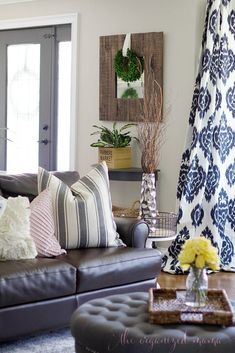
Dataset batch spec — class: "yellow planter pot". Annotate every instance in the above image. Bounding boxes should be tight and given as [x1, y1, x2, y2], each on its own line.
[98, 147, 132, 169]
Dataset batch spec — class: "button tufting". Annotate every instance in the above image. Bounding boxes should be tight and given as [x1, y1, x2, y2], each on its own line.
[72, 293, 235, 353]
[105, 316, 118, 321]
[128, 302, 145, 308]
[107, 306, 119, 311]
[139, 327, 155, 335]
[110, 298, 126, 304]
[87, 310, 101, 316]
[125, 311, 138, 317]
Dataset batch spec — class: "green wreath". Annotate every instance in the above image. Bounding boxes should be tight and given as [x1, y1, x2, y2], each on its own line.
[114, 49, 144, 82]
[121, 87, 138, 99]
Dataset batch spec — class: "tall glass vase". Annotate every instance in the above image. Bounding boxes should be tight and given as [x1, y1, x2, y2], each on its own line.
[185, 266, 208, 307]
[140, 173, 157, 233]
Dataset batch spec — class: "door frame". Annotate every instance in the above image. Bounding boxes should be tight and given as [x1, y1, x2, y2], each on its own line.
[0, 13, 78, 170]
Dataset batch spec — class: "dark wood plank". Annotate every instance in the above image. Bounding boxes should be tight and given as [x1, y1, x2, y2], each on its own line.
[108, 168, 159, 181]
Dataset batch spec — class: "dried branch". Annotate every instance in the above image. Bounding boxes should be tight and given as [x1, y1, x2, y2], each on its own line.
[137, 73, 166, 173]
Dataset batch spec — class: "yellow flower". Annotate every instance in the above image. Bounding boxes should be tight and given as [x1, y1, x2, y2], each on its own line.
[178, 236, 220, 271]
[180, 263, 191, 271]
[178, 247, 196, 264]
[195, 254, 205, 268]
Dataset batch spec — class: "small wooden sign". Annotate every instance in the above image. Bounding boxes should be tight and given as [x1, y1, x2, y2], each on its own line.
[98, 147, 132, 169]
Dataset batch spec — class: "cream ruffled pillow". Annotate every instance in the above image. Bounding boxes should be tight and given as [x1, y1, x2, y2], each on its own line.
[0, 196, 37, 261]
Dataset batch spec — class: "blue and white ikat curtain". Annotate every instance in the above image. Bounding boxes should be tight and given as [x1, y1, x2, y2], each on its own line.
[163, 0, 235, 273]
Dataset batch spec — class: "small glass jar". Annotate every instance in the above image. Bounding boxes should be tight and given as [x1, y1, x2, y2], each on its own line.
[185, 266, 208, 307]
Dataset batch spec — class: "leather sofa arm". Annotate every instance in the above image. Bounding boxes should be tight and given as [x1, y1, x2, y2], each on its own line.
[115, 217, 149, 248]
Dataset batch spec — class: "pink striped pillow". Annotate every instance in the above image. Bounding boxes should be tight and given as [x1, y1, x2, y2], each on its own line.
[30, 189, 66, 257]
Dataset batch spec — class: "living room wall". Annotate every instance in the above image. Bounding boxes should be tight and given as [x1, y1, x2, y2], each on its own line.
[0, 0, 206, 212]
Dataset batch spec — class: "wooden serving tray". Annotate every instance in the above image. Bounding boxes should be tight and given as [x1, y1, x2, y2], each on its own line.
[149, 288, 234, 326]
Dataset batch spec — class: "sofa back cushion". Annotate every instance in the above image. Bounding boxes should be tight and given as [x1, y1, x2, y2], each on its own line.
[38, 162, 123, 249]
[0, 171, 80, 201]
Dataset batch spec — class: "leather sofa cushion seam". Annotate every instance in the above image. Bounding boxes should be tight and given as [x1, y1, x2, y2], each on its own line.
[0, 268, 75, 281]
[78, 254, 158, 270]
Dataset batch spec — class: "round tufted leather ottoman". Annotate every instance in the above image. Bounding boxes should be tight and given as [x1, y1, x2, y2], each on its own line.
[71, 292, 235, 353]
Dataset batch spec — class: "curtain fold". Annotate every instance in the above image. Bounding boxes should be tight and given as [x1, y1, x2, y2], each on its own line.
[164, 0, 235, 273]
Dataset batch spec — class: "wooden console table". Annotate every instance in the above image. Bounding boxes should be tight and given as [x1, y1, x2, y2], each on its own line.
[108, 167, 160, 213]
[108, 167, 159, 182]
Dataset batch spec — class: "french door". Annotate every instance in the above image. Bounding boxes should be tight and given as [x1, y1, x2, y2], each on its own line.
[0, 24, 71, 172]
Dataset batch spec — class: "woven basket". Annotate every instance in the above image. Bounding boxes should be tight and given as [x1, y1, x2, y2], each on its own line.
[146, 212, 178, 237]
[112, 201, 140, 218]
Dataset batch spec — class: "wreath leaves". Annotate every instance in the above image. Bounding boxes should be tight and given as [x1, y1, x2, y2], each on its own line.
[121, 87, 138, 98]
[114, 49, 144, 82]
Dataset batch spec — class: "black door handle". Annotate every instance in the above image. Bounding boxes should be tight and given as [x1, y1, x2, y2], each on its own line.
[38, 139, 49, 145]
[43, 124, 49, 131]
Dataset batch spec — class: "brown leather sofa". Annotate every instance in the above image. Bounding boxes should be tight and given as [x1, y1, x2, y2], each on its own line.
[0, 172, 162, 342]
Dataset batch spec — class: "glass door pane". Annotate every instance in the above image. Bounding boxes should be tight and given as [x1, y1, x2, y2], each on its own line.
[7, 44, 40, 173]
[57, 41, 71, 170]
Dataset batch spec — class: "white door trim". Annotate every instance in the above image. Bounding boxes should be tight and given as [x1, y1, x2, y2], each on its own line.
[0, 13, 78, 170]
[0, 0, 35, 5]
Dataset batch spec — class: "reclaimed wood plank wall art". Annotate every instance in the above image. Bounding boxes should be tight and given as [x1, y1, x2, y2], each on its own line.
[99, 32, 163, 122]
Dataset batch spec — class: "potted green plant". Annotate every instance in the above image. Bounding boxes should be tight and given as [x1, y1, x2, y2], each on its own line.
[90, 122, 136, 169]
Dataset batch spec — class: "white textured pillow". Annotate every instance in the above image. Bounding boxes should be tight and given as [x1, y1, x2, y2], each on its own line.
[0, 196, 37, 261]
[0, 197, 7, 218]
[30, 189, 66, 257]
[38, 162, 123, 249]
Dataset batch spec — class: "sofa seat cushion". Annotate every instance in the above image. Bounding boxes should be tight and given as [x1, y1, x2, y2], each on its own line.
[0, 258, 76, 308]
[63, 248, 162, 293]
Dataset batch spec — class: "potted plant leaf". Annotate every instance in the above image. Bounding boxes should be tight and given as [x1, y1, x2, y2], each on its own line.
[90, 122, 137, 169]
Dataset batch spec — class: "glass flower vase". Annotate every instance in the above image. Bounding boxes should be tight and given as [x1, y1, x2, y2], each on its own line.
[185, 266, 208, 307]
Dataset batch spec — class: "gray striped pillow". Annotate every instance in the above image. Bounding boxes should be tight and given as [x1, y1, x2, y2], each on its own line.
[38, 162, 122, 249]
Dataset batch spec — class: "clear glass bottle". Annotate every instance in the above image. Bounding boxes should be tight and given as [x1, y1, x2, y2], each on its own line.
[185, 266, 208, 307]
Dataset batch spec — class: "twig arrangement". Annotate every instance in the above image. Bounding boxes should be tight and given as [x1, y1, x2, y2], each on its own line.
[137, 73, 166, 173]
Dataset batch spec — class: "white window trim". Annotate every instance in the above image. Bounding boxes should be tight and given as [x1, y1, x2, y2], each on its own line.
[0, 13, 78, 170]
